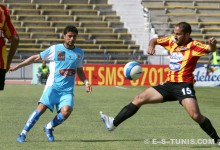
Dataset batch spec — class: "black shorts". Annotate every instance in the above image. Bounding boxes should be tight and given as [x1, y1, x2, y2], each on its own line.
[153, 82, 197, 103]
[0, 69, 6, 90]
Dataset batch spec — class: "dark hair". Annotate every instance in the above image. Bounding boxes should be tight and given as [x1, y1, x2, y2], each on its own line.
[63, 25, 78, 35]
[175, 22, 192, 34]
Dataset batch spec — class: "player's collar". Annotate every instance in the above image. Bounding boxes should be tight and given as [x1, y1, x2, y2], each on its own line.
[63, 44, 75, 50]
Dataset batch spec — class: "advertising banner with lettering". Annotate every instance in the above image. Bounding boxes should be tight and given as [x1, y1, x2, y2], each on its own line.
[75, 64, 169, 86]
[32, 63, 220, 86]
[194, 64, 220, 86]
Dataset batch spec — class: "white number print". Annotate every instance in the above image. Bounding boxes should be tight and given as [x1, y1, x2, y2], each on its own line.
[181, 87, 192, 95]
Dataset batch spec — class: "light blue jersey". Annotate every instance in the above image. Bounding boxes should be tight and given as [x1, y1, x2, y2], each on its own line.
[40, 44, 84, 92]
[39, 44, 84, 112]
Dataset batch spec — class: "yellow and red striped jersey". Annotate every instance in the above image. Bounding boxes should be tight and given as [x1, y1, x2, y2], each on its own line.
[157, 35, 210, 83]
[0, 5, 17, 69]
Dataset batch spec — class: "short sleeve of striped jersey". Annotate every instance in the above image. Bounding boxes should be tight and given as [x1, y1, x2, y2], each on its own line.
[192, 40, 210, 56]
[156, 36, 172, 51]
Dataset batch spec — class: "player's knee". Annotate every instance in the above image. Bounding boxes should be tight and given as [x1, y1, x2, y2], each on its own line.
[190, 112, 203, 123]
[61, 107, 72, 118]
[133, 94, 146, 106]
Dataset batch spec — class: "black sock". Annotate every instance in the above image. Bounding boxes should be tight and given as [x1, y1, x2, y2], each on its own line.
[199, 118, 220, 143]
[113, 103, 139, 127]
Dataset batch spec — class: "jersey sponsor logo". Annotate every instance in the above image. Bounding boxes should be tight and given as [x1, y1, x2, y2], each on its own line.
[169, 62, 181, 71]
[59, 69, 76, 76]
[170, 52, 183, 63]
[58, 51, 65, 61]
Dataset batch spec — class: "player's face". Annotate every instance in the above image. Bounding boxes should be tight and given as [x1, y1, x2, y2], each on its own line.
[63, 31, 77, 48]
[173, 26, 189, 46]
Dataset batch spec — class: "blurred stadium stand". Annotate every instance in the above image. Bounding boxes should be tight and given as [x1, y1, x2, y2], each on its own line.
[6, 0, 220, 65]
[142, 0, 220, 64]
[4, 0, 147, 64]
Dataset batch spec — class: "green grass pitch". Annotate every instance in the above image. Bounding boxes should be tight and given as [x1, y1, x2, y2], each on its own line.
[0, 85, 219, 150]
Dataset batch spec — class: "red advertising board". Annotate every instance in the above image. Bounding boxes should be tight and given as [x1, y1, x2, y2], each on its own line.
[76, 64, 169, 86]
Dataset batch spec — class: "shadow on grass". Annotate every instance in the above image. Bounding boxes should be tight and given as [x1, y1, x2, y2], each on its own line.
[56, 139, 143, 142]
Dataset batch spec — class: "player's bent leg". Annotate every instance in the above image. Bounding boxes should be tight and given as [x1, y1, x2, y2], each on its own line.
[100, 87, 163, 131]
[44, 106, 72, 142]
[182, 98, 220, 144]
[17, 103, 47, 143]
[17, 110, 41, 143]
[132, 87, 163, 107]
[181, 98, 204, 123]
[60, 105, 73, 119]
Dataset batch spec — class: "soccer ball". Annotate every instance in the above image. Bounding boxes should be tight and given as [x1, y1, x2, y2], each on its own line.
[123, 61, 142, 80]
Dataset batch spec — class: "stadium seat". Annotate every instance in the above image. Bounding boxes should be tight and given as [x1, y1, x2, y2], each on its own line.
[84, 27, 113, 33]
[61, 0, 89, 4]
[94, 4, 113, 11]
[30, 32, 61, 39]
[201, 28, 220, 34]
[95, 39, 124, 44]
[11, 15, 46, 21]
[7, 3, 36, 9]
[35, 3, 65, 9]
[19, 38, 37, 44]
[100, 44, 131, 49]
[46, 15, 74, 21]
[75, 16, 103, 21]
[103, 16, 120, 21]
[10, 8, 41, 15]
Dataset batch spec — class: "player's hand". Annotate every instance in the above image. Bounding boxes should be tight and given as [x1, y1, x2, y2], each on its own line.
[85, 83, 92, 94]
[9, 66, 18, 72]
[147, 46, 156, 55]
[208, 37, 217, 45]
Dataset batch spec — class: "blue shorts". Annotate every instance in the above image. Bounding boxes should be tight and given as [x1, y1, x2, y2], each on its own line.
[39, 86, 74, 112]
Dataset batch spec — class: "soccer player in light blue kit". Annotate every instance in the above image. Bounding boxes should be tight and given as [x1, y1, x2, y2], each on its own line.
[10, 26, 92, 142]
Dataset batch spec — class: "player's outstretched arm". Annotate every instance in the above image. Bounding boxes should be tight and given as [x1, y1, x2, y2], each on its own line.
[77, 67, 92, 94]
[10, 54, 41, 71]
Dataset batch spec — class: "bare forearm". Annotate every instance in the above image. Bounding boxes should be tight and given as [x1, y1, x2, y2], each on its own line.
[77, 68, 87, 83]
[11, 54, 41, 71]
[147, 38, 158, 55]
[77, 67, 92, 93]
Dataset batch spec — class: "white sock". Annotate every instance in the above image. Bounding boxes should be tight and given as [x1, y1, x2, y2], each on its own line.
[21, 130, 27, 135]
[46, 122, 53, 129]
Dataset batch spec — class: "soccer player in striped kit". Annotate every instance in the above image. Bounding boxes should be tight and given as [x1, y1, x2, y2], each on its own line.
[100, 22, 220, 146]
[0, 4, 19, 90]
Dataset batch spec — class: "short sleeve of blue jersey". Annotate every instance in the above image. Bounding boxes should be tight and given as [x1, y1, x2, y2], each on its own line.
[40, 45, 55, 61]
